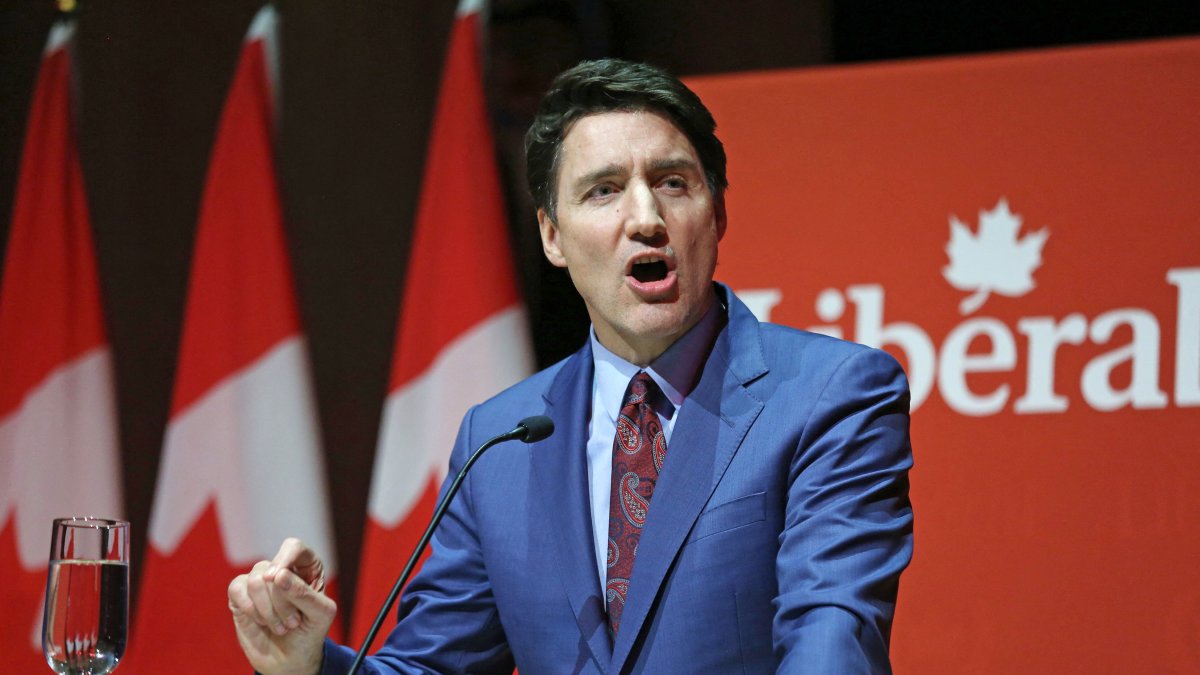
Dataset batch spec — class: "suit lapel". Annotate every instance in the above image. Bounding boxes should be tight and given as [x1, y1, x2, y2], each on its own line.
[609, 290, 768, 673]
[532, 345, 613, 670]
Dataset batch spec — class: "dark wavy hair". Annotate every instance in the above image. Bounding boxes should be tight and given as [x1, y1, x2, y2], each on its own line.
[525, 58, 728, 220]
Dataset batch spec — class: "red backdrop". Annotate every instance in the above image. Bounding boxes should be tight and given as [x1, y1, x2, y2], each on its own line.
[688, 37, 1200, 672]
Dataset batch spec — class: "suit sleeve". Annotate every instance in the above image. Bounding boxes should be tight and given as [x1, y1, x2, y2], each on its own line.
[774, 347, 914, 674]
[320, 405, 514, 675]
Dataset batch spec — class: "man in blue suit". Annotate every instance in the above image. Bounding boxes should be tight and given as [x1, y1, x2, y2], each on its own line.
[229, 59, 913, 674]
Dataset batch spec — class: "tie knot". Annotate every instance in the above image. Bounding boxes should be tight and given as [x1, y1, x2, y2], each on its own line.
[624, 370, 658, 407]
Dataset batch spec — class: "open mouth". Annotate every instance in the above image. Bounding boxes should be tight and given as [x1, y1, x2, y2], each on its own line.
[631, 259, 669, 283]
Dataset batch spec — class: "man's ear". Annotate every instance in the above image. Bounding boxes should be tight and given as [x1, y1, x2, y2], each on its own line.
[538, 208, 568, 268]
[714, 194, 728, 241]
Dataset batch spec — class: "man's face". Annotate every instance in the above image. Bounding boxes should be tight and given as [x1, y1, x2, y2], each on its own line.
[538, 110, 726, 365]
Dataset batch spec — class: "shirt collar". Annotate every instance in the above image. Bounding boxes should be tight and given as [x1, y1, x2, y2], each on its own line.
[589, 296, 724, 423]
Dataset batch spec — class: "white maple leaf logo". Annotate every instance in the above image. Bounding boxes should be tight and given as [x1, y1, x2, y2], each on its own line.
[942, 198, 1049, 315]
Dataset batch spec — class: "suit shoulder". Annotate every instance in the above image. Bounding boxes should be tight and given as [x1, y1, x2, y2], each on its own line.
[756, 323, 905, 377]
[756, 322, 875, 359]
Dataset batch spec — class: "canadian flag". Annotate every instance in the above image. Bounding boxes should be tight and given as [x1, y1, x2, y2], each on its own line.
[124, 7, 337, 672]
[349, 0, 534, 649]
[0, 18, 124, 674]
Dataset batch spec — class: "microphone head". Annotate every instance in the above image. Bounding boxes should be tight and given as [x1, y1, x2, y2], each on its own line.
[516, 415, 554, 443]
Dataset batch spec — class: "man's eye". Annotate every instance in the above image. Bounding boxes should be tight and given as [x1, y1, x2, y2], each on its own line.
[587, 184, 617, 199]
[660, 177, 687, 190]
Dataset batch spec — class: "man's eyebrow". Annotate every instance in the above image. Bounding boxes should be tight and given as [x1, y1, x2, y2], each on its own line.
[571, 157, 701, 192]
[572, 164, 625, 192]
[647, 157, 701, 174]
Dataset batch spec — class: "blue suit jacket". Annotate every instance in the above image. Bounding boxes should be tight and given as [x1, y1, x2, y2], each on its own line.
[324, 284, 913, 674]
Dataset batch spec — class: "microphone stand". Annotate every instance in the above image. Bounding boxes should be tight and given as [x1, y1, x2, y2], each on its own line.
[346, 417, 552, 675]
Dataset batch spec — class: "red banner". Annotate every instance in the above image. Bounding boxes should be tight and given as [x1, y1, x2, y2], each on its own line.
[688, 37, 1200, 672]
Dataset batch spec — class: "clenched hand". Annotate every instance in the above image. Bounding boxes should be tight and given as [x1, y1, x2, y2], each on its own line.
[228, 538, 337, 675]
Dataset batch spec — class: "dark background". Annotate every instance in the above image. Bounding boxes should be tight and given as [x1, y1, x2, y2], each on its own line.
[2, 0, 1197, 625]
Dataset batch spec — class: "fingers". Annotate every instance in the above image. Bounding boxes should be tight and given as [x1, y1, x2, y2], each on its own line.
[229, 557, 337, 639]
[272, 566, 338, 627]
[266, 537, 327, 591]
[232, 560, 292, 636]
[229, 559, 336, 674]
[229, 564, 271, 636]
[268, 537, 310, 569]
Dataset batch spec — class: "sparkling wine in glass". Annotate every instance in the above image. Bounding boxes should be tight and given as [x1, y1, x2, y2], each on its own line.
[43, 517, 129, 674]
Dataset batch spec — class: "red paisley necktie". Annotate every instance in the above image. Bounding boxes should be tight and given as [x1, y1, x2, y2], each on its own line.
[606, 371, 667, 633]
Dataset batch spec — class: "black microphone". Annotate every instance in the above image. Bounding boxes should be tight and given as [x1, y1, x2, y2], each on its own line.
[347, 415, 555, 674]
[512, 414, 554, 443]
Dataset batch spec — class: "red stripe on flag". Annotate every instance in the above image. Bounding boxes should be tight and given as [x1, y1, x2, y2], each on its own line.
[0, 37, 105, 417]
[128, 505, 248, 669]
[167, 33, 298, 417]
[128, 8, 337, 672]
[388, 11, 520, 390]
[1, 22, 121, 669]
[352, 4, 533, 650]
[0, 520, 48, 673]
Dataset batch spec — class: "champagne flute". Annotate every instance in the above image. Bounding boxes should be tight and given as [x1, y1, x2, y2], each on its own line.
[43, 517, 129, 674]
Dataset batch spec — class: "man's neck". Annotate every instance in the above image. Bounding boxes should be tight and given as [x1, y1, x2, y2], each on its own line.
[589, 295, 724, 402]
[593, 298, 717, 367]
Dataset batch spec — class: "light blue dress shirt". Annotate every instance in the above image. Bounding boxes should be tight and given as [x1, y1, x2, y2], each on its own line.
[585, 301, 724, 588]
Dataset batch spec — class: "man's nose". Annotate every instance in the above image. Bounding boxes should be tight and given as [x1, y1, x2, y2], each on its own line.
[623, 182, 665, 240]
